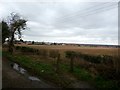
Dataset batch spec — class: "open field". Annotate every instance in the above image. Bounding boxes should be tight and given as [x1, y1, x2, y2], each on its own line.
[16, 44, 119, 56]
[3, 45, 120, 88]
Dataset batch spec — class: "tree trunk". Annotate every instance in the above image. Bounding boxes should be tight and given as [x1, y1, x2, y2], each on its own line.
[8, 32, 14, 54]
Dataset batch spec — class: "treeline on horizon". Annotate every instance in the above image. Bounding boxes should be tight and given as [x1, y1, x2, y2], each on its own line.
[5, 39, 119, 48]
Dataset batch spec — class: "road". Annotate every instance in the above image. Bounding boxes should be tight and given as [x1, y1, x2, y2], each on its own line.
[2, 57, 56, 88]
[2, 57, 94, 89]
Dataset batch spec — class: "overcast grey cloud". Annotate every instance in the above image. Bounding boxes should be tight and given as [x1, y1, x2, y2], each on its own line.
[0, 0, 118, 45]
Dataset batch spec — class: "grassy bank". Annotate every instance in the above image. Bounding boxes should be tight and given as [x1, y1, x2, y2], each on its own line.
[3, 50, 120, 89]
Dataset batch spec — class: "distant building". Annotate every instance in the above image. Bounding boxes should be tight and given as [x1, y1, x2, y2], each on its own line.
[62, 43, 65, 45]
[25, 41, 32, 45]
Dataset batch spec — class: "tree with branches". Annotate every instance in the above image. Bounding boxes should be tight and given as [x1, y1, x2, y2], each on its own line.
[7, 13, 27, 53]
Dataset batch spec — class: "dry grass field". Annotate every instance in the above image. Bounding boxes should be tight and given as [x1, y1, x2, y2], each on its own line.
[16, 44, 118, 56]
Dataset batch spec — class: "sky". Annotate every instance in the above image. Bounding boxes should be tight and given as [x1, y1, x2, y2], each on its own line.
[0, 0, 119, 45]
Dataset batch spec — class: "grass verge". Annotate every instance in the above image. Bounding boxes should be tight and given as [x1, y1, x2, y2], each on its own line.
[3, 51, 120, 89]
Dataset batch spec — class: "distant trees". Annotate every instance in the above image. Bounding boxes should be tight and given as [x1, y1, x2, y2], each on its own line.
[32, 41, 35, 44]
[20, 39, 24, 42]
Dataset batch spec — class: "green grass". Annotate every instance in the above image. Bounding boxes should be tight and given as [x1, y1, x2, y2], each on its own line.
[57, 60, 120, 89]
[60, 63, 92, 81]
[3, 51, 72, 87]
[94, 76, 120, 89]
[3, 51, 120, 89]
[73, 67, 92, 81]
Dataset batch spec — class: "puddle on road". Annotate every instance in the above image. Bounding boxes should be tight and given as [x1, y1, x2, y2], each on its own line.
[11, 63, 40, 82]
[12, 63, 26, 74]
[28, 76, 40, 81]
[13, 63, 20, 71]
[20, 67, 26, 74]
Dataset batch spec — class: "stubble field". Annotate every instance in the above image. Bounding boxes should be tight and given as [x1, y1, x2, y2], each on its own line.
[17, 44, 118, 56]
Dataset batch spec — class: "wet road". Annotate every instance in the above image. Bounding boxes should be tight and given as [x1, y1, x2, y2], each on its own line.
[2, 57, 56, 88]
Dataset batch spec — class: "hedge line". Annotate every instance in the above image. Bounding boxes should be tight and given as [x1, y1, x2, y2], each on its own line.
[65, 51, 113, 64]
[15, 46, 59, 58]
[15, 46, 113, 64]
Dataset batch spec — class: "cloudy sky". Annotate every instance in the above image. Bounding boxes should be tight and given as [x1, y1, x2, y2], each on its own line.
[0, 0, 119, 45]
